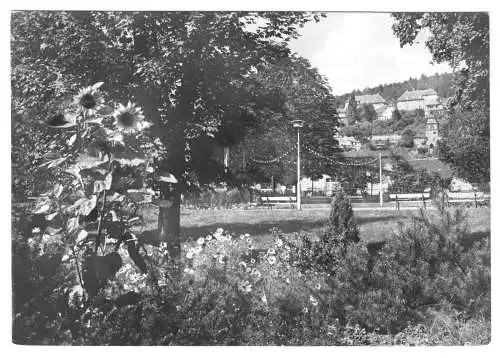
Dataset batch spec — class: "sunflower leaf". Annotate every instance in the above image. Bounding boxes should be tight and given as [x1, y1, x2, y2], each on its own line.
[67, 133, 77, 146]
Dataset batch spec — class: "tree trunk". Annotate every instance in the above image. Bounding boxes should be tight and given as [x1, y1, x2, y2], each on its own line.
[158, 183, 182, 259]
[156, 62, 197, 260]
[157, 117, 187, 261]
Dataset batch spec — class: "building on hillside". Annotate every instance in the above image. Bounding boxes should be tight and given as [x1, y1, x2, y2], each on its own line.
[354, 93, 387, 111]
[414, 135, 427, 148]
[396, 89, 439, 111]
[425, 117, 440, 152]
[370, 134, 402, 148]
[337, 107, 347, 124]
[423, 96, 444, 118]
[334, 135, 361, 151]
[378, 104, 396, 121]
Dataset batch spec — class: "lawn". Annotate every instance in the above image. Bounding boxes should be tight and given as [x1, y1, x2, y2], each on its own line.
[138, 206, 490, 248]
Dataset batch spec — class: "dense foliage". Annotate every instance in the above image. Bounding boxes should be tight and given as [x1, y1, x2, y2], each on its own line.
[11, 11, 324, 257]
[391, 12, 489, 185]
[13, 193, 490, 345]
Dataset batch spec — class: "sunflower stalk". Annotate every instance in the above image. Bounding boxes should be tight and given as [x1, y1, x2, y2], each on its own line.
[95, 160, 113, 254]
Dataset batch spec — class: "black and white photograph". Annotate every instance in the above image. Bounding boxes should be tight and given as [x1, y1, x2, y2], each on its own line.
[9, 5, 492, 347]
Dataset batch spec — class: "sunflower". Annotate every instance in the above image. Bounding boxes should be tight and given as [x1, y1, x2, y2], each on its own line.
[113, 102, 147, 134]
[74, 82, 104, 114]
[46, 113, 76, 128]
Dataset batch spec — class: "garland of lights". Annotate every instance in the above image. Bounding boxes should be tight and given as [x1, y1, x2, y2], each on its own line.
[303, 145, 378, 166]
[248, 144, 297, 164]
[246, 143, 379, 167]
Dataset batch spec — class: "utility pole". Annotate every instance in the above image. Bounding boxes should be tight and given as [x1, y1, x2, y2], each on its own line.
[379, 151, 383, 207]
[292, 120, 304, 210]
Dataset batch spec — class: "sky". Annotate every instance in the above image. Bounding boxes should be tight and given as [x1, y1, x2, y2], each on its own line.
[289, 13, 452, 96]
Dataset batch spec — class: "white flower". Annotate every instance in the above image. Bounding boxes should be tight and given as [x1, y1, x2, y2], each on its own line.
[316, 283, 321, 290]
[275, 238, 283, 247]
[197, 237, 205, 246]
[244, 233, 250, 238]
[32, 227, 41, 234]
[309, 295, 319, 307]
[205, 235, 213, 241]
[184, 268, 195, 275]
[218, 255, 227, 264]
[239, 261, 247, 269]
[215, 228, 224, 235]
[267, 248, 276, 256]
[186, 250, 195, 259]
[193, 246, 203, 255]
[237, 280, 252, 293]
[261, 293, 268, 304]
[267, 255, 276, 265]
[250, 258, 256, 264]
[285, 278, 291, 284]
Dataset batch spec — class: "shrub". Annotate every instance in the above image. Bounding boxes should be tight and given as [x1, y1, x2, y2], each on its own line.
[322, 206, 490, 334]
[324, 191, 360, 245]
[417, 146, 428, 155]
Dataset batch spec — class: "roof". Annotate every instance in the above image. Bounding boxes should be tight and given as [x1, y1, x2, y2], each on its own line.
[398, 89, 438, 102]
[355, 93, 387, 105]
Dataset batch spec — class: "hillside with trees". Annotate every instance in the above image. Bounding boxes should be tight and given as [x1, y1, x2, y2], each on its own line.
[335, 72, 455, 107]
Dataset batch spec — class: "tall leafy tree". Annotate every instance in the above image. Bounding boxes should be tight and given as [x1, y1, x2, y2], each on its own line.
[391, 12, 489, 185]
[229, 55, 340, 184]
[345, 91, 360, 125]
[360, 103, 377, 123]
[11, 11, 321, 258]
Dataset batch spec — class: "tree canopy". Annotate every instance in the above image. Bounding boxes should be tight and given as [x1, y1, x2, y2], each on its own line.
[11, 11, 327, 256]
[391, 12, 489, 184]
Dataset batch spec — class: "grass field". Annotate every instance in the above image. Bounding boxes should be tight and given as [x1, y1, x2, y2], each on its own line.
[139, 206, 490, 248]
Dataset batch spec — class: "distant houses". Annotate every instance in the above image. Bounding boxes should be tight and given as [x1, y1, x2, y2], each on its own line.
[354, 94, 388, 111]
[339, 88, 445, 123]
[335, 88, 445, 153]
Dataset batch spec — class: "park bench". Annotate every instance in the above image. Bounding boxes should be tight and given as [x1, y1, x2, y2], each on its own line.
[347, 195, 364, 202]
[389, 193, 431, 210]
[258, 196, 297, 209]
[446, 191, 490, 207]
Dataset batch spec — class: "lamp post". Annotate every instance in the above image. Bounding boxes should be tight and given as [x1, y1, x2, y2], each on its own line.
[379, 151, 383, 207]
[292, 120, 304, 210]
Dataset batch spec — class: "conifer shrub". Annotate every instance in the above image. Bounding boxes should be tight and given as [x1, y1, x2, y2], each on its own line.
[321, 206, 490, 334]
[324, 191, 360, 246]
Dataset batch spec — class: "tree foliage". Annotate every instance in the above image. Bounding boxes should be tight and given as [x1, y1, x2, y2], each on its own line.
[11, 11, 323, 256]
[391, 12, 489, 184]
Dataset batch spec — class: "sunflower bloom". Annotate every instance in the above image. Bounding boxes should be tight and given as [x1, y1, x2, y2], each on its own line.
[74, 82, 104, 114]
[113, 102, 146, 134]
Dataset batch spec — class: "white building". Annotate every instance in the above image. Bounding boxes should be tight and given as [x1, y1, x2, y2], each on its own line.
[355, 93, 388, 111]
[300, 174, 339, 196]
[397, 89, 439, 111]
[334, 135, 362, 151]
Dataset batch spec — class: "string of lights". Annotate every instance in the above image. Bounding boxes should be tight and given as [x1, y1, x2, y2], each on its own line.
[303, 144, 378, 166]
[248, 144, 296, 164]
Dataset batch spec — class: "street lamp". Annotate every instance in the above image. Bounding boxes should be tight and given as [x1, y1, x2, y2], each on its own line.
[292, 119, 304, 210]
